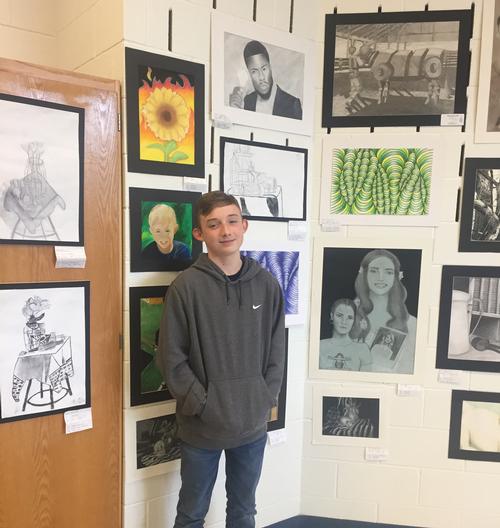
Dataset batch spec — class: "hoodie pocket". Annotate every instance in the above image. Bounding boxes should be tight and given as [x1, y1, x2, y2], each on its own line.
[200, 375, 274, 439]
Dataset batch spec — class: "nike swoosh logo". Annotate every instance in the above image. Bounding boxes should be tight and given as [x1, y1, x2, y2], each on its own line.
[252, 304, 262, 310]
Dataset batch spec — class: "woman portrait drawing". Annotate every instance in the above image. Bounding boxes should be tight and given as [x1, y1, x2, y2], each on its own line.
[320, 247, 421, 374]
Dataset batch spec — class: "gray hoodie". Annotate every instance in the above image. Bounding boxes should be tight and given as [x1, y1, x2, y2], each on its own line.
[157, 253, 285, 449]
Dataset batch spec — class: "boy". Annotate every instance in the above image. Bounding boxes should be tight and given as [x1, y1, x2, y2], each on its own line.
[157, 191, 285, 528]
[142, 203, 191, 267]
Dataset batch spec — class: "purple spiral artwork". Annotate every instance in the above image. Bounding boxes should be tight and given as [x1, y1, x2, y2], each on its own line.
[241, 250, 299, 315]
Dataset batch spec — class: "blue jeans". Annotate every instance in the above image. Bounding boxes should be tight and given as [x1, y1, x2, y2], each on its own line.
[173, 433, 267, 528]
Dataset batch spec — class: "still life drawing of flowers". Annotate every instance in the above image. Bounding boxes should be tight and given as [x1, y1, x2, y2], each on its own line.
[138, 66, 195, 166]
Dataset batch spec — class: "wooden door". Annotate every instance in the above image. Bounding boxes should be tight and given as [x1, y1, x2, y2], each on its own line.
[0, 58, 122, 528]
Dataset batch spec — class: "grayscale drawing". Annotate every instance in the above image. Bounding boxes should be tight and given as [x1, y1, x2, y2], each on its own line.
[322, 396, 379, 438]
[3, 142, 66, 241]
[136, 413, 181, 469]
[227, 144, 282, 217]
[332, 21, 460, 117]
[0, 94, 83, 245]
[11, 295, 73, 410]
[471, 169, 500, 242]
[0, 283, 89, 423]
[221, 138, 307, 221]
[487, 0, 500, 131]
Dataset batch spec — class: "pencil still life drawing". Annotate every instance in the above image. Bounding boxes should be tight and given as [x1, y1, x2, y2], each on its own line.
[0, 282, 89, 423]
[449, 390, 500, 463]
[221, 137, 307, 221]
[0, 94, 83, 245]
[437, 267, 500, 373]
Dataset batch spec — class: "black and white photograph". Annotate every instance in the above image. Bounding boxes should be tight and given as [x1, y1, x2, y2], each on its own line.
[268, 329, 288, 432]
[136, 413, 181, 470]
[0, 281, 90, 424]
[312, 385, 388, 446]
[0, 93, 84, 245]
[220, 137, 307, 222]
[449, 390, 500, 463]
[475, 0, 500, 142]
[211, 12, 314, 135]
[459, 159, 500, 253]
[322, 10, 472, 128]
[310, 237, 430, 383]
[436, 266, 500, 373]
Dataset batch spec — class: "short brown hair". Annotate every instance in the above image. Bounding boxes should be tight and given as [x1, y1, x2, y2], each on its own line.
[193, 191, 241, 228]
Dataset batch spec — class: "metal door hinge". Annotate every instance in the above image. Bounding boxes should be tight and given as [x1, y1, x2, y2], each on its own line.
[117, 112, 121, 132]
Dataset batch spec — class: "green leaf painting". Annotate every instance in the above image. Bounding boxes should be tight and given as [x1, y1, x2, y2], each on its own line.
[330, 148, 432, 216]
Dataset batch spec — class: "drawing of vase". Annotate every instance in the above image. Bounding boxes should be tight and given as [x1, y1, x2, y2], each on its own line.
[448, 289, 471, 356]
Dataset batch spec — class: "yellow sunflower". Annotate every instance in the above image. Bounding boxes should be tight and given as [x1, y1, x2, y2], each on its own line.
[142, 87, 190, 143]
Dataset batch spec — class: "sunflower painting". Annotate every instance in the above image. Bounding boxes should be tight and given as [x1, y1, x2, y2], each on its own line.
[138, 65, 195, 165]
[126, 48, 205, 178]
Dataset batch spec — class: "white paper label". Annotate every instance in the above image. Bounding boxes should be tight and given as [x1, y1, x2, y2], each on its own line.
[365, 447, 389, 461]
[65, 408, 93, 434]
[437, 369, 462, 384]
[55, 246, 86, 268]
[397, 384, 422, 397]
[440, 113, 465, 126]
[320, 219, 341, 232]
[288, 221, 307, 241]
[212, 113, 233, 129]
[268, 429, 287, 445]
[183, 179, 208, 194]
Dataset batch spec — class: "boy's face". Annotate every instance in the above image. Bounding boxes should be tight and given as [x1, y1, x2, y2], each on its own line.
[149, 219, 178, 254]
[193, 204, 247, 260]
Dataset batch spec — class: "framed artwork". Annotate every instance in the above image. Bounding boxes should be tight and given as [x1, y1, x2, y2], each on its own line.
[220, 137, 308, 222]
[125, 47, 205, 178]
[0, 93, 84, 245]
[0, 281, 90, 424]
[312, 384, 388, 446]
[322, 10, 472, 128]
[268, 328, 288, 432]
[129, 285, 172, 407]
[211, 12, 315, 135]
[436, 266, 500, 373]
[458, 158, 500, 253]
[129, 187, 202, 273]
[124, 402, 181, 481]
[449, 389, 500, 463]
[475, 0, 500, 142]
[240, 240, 307, 326]
[320, 133, 443, 226]
[309, 236, 431, 383]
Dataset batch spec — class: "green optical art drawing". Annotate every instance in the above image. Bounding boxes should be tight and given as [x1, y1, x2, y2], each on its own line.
[330, 148, 432, 216]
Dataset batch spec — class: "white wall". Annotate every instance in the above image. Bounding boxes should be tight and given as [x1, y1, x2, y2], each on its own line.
[302, 1, 500, 527]
[122, 1, 310, 527]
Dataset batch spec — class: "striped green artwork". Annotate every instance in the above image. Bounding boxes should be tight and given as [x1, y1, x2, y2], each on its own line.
[330, 148, 432, 215]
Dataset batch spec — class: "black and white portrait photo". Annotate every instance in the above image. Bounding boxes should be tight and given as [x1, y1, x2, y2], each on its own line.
[212, 12, 314, 135]
[322, 10, 472, 128]
[0, 281, 90, 424]
[449, 390, 500, 463]
[459, 159, 500, 253]
[220, 137, 307, 222]
[0, 93, 84, 246]
[318, 246, 422, 375]
[436, 266, 500, 373]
